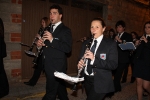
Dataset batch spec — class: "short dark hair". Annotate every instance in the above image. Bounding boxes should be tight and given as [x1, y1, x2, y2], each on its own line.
[131, 31, 138, 39]
[49, 4, 63, 15]
[115, 20, 126, 28]
[109, 28, 115, 34]
[92, 17, 106, 28]
[144, 21, 150, 28]
[144, 21, 150, 34]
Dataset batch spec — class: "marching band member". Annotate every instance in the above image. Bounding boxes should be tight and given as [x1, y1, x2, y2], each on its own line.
[77, 17, 118, 100]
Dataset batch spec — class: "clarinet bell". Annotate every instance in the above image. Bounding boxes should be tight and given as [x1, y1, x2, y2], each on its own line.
[24, 50, 36, 57]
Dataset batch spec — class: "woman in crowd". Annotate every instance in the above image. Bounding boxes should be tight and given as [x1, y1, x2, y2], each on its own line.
[77, 17, 118, 100]
[133, 21, 150, 100]
[24, 17, 50, 86]
[121, 31, 139, 83]
[108, 28, 116, 40]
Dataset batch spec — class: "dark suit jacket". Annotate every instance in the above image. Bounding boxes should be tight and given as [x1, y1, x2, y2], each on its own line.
[0, 38, 6, 59]
[42, 23, 72, 75]
[133, 36, 150, 66]
[117, 32, 132, 63]
[0, 18, 9, 98]
[80, 37, 118, 93]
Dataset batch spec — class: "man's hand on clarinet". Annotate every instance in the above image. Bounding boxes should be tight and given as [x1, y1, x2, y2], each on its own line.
[43, 31, 53, 41]
[35, 38, 45, 48]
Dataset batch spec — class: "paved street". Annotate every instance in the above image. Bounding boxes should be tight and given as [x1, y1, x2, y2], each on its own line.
[1, 75, 149, 100]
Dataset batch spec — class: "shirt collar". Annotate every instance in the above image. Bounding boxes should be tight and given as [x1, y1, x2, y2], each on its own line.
[146, 34, 150, 37]
[118, 32, 124, 38]
[94, 34, 103, 43]
[52, 21, 62, 31]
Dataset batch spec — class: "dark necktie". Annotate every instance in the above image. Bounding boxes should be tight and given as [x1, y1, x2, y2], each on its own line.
[50, 24, 54, 33]
[147, 36, 150, 41]
[87, 40, 97, 74]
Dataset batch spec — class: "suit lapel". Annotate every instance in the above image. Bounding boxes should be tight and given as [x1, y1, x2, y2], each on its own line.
[95, 37, 106, 55]
[52, 23, 63, 37]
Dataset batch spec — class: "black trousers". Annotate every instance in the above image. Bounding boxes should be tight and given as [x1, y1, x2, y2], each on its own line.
[113, 63, 129, 91]
[84, 75, 106, 100]
[28, 65, 43, 85]
[29, 56, 44, 85]
[42, 74, 69, 100]
[121, 63, 129, 82]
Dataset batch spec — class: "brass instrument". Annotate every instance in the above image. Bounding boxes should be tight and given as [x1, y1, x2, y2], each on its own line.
[72, 34, 94, 91]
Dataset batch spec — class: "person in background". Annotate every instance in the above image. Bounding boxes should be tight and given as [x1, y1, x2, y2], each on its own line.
[36, 4, 72, 100]
[121, 31, 139, 83]
[24, 17, 50, 86]
[0, 18, 9, 98]
[77, 17, 118, 100]
[133, 21, 150, 100]
[108, 28, 116, 40]
[113, 20, 132, 93]
[103, 30, 109, 38]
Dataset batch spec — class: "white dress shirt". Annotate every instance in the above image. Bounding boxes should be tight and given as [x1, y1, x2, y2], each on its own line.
[146, 34, 150, 38]
[84, 34, 103, 76]
[52, 21, 62, 32]
[118, 32, 124, 39]
[50, 21, 62, 42]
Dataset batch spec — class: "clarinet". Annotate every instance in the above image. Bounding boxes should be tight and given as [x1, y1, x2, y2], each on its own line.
[20, 27, 46, 57]
[72, 34, 94, 91]
[32, 25, 51, 65]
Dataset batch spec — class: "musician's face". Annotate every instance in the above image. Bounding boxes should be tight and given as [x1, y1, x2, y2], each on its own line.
[131, 33, 136, 39]
[41, 19, 46, 28]
[49, 9, 62, 24]
[110, 32, 114, 36]
[90, 20, 106, 39]
[145, 23, 150, 35]
[116, 25, 125, 33]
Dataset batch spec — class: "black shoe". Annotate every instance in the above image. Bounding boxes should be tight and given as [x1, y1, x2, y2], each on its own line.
[105, 92, 114, 98]
[130, 80, 135, 83]
[115, 89, 121, 93]
[130, 78, 135, 83]
[143, 92, 148, 97]
[121, 80, 126, 83]
[24, 82, 35, 86]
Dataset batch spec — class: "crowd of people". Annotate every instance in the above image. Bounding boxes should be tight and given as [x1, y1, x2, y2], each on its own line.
[104, 20, 150, 100]
[0, 4, 150, 100]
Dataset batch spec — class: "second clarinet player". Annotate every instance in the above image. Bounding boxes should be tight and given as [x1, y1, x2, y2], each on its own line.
[77, 17, 118, 100]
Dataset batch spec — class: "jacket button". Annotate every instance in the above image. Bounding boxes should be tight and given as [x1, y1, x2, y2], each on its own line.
[46, 46, 48, 48]
[95, 66, 96, 68]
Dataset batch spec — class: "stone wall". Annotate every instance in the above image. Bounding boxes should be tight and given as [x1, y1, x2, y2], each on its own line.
[0, 0, 150, 82]
[0, 0, 22, 82]
[105, 0, 150, 36]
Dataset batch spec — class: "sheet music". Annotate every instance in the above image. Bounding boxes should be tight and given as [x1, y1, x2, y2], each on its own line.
[118, 42, 136, 50]
[54, 71, 84, 83]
